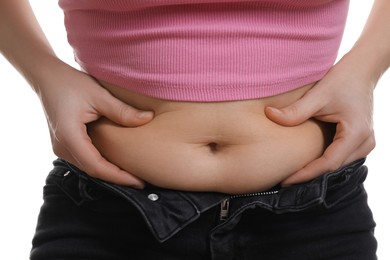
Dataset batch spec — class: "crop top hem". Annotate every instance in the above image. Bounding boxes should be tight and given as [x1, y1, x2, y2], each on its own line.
[85, 66, 328, 102]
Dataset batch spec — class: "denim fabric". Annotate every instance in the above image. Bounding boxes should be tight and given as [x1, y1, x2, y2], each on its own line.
[30, 158, 377, 260]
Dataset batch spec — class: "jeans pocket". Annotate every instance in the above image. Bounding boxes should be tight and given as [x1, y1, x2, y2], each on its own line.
[46, 163, 107, 204]
[47, 161, 138, 214]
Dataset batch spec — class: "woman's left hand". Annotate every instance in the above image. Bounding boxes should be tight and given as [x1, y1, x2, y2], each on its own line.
[265, 53, 376, 186]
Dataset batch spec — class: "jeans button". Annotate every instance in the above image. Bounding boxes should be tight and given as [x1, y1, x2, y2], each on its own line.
[147, 193, 159, 201]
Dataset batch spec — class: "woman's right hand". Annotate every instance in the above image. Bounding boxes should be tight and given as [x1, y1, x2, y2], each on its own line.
[37, 61, 154, 187]
[1, 1, 153, 187]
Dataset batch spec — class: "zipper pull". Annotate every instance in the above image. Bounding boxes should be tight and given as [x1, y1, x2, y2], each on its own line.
[220, 199, 230, 221]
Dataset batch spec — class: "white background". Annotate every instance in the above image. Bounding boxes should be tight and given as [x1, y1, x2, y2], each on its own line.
[0, 0, 389, 259]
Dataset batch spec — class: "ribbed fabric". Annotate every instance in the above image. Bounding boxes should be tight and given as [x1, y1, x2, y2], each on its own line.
[59, 0, 349, 102]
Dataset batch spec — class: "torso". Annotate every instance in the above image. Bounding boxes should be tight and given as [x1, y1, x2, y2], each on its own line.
[88, 81, 333, 194]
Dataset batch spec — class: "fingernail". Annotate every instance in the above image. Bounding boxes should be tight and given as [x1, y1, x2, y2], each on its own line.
[130, 180, 145, 189]
[266, 106, 281, 114]
[280, 181, 292, 187]
[137, 111, 154, 119]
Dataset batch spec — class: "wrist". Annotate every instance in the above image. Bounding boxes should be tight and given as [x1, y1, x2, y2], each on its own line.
[342, 45, 389, 88]
[26, 55, 74, 96]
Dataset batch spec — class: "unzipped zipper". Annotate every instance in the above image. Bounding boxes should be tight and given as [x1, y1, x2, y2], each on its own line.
[219, 189, 279, 221]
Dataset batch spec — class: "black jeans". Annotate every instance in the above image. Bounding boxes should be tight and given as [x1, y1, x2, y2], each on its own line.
[30, 158, 377, 260]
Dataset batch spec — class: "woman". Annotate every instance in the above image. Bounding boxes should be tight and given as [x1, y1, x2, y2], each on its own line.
[1, 0, 388, 259]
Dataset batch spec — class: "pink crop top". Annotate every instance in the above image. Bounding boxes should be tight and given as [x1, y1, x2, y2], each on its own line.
[59, 0, 350, 101]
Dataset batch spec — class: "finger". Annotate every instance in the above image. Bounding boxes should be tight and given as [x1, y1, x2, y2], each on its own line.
[55, 123, 145, 188]
[281, 156, 339, 186]
[95, 89, 154, 127]
[265, 90, 325, 127]
[281, 126, 370, 186]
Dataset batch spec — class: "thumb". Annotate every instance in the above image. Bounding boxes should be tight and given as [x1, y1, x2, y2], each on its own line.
[97, 92, 154, 127]
[264, 105, 306, 126]
[265, 92, 323, 127]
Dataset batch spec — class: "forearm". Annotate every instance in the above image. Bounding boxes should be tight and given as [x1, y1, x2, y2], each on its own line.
[346, 0, 390, 85]
[0, 0, 63, 94]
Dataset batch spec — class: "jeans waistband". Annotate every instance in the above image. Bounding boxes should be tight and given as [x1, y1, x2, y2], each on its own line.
[49, 158, 367, 242]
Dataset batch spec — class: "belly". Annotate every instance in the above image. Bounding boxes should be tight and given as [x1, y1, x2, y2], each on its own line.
[88, 81, 332, 194]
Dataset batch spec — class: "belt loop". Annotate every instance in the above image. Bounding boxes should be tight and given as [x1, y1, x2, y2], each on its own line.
[78, 174, 96, 201]
[60, 169, 87, 206]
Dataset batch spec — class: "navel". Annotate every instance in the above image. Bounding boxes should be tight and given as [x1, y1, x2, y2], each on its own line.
[207, 142, 219, 153]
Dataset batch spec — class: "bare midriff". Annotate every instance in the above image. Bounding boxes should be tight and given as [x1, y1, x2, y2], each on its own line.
[88, 81, 333, 194]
